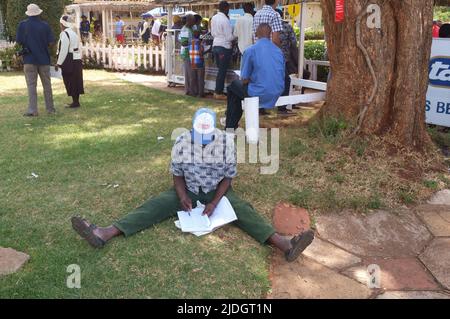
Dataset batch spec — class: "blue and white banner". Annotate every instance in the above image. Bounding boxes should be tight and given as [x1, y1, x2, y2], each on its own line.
[426, 38, 450, 127]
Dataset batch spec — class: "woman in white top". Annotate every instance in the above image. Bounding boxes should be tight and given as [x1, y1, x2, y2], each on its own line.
[57, 16, 84, 108]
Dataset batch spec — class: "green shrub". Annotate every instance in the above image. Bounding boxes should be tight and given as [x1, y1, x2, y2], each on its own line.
[423, 180, 438, 190]
[82, 56, 103, 70]
[434, 6, 450, 22]
[309, 117, 348, 141]
[398, 187, 417, 205]
[304, 40, 329, 81]
[293, 25, 325, 40]
[0, 44, 22, 70]
[304, 40, 326, 60]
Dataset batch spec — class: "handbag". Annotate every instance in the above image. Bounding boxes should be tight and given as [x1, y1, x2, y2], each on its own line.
[60, 31, 74, 74]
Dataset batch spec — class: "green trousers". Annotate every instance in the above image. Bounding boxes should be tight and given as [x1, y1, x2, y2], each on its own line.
[113, 187, 276, 244]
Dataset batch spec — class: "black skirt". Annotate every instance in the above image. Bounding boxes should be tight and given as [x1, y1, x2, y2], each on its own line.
[62, 59, 84, 97]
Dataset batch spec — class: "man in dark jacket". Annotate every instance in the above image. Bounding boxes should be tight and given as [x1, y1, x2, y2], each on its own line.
[16, 4, 56, 116]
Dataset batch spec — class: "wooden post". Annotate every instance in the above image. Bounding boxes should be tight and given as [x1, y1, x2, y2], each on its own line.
[108, 44, 112, 68]
[161, 42, 163, 71]
[137, 45, 141, 68]
[166, 6, 173, 80]
[110, 10, 114, 40]
[101, 42, 104, 65]
[143, 45, 147, 70]
[155, 45, 159, 71]
[131, 45, 136, 70]
[96, 42, 100, 62]
[102, 9, 106, 44]
[74, 5, 82, 39]
[149, 45, 153, 69]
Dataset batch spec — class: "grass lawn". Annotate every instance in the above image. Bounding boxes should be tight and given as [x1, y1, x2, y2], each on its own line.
[0, 70, 448, 298]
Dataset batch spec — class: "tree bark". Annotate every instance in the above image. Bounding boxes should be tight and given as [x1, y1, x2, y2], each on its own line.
[320, 0, 434, 149]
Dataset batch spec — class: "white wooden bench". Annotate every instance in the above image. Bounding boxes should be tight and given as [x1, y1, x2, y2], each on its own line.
[241, 78, 328, 144]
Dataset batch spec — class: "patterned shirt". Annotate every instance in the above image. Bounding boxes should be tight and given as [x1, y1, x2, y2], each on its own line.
[179, 25, 193, 61]
[189, 38, 204, 69]
[279, 21, 297, 62]
[170, 129, 237, 194]
[253, 5, 283, 40]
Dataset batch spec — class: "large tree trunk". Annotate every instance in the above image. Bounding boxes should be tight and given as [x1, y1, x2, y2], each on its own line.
[320, 0, 434, 149]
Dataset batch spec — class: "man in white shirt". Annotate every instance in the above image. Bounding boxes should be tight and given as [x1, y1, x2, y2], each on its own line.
[211, 1, 235, 100]
[140, 17, 150, 44]
[151, 18, 162, 45]
[233, 3, 254, 54]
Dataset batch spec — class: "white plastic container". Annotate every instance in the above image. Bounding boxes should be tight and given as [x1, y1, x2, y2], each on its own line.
[242, 97, 259, 144]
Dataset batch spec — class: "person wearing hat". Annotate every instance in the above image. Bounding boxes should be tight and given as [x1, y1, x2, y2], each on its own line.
[71, 108, 314, 263]
[16, 4, 56, 116]
[56, 16, 84, 109]
[140, 16, 151, 44]
[172, 15, 183, 30]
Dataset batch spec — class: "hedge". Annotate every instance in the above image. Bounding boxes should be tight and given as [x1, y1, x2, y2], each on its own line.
[304, 40, 326, 60]
[304, 40, 329, 82]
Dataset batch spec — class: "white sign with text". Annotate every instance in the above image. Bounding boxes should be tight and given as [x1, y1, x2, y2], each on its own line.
[426, 38, 450, 127]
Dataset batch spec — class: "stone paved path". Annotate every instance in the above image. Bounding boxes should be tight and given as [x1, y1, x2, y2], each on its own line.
[0, 247, 30, 276]
[269, 191, 450, 299]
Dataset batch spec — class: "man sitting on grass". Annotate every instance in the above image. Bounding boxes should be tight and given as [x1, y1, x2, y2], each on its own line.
[71, 108, 314, 262]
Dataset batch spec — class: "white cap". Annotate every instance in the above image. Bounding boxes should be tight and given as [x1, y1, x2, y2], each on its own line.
[25, 4, 43, 17]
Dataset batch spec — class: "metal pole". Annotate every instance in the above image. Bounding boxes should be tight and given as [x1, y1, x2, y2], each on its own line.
[298, 0, 306, 80]
[166, 6, 173, 82]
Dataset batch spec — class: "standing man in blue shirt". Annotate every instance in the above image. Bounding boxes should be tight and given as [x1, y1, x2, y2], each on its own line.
[16, 4, 56, 116]
[225, 23, 285, 129]
[80, 15, 91, 44]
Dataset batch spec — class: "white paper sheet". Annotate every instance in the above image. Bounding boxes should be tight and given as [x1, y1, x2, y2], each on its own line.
[175, 197, 238, 236]
[176, 201, 211, 232]
[50, 66, 62, 79]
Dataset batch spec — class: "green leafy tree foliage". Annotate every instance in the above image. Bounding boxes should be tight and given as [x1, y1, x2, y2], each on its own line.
[6, 0, 70, 40]
[0, 0, 8, 38]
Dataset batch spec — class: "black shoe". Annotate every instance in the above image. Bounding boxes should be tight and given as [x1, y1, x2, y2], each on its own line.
[66, 103, 80, 108]
[285, 230, 315, 262]
[23, 112, 38, 117]
[278, 109, 295, 116]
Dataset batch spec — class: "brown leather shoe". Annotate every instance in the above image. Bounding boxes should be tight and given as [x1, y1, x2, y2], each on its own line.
[213, 93, 227, 100]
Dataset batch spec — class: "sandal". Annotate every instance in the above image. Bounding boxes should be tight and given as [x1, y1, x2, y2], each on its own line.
[285, 229, 315, 262]
[71, 216, 106, 248]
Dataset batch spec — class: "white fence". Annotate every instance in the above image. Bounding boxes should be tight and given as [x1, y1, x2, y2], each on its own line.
[81, 42, 166, 72]
[1, 40, 328, 79]
[305, 59, 330, 81]
[0, 40, 15, 50]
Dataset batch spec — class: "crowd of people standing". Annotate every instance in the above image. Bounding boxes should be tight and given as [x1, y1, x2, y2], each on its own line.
[179, 0, 306, 126]
[16, 4, 85, 116]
